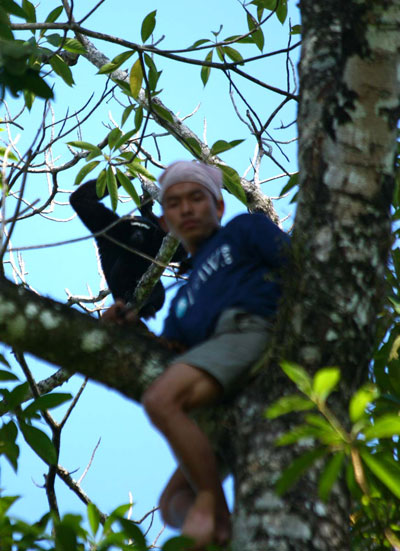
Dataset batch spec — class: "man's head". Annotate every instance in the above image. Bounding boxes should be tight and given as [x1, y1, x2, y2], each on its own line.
[159, 161, 225, 254]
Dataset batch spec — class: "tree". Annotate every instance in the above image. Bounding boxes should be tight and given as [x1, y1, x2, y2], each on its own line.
[0, 0, 399, 550]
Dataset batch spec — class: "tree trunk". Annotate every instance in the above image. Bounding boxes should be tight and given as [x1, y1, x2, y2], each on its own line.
[231, 1, 400, 550]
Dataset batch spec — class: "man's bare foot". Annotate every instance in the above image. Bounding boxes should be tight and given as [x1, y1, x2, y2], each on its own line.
[181, 491, 216, 549]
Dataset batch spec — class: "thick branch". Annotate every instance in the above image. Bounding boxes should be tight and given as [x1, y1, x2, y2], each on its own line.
[0, 277, 171, 400]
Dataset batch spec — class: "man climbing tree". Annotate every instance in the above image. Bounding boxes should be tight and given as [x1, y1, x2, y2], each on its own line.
[106, 160, 290, 547]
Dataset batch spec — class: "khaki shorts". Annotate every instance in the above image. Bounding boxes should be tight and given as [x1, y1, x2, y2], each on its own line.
[172, 308, 273, 394]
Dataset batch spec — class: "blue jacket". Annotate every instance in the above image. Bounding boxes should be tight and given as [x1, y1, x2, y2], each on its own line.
[162, 213, 290, 347]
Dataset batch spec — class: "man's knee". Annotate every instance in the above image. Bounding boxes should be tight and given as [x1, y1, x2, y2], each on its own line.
[142, 379, 180, 430]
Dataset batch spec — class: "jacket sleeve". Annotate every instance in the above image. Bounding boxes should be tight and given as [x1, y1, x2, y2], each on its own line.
[241, 213, 291, 269]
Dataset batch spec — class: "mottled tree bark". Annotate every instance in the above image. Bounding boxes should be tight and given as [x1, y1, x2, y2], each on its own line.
[231, 1, 400, 550]
[0, 1, 399, 550]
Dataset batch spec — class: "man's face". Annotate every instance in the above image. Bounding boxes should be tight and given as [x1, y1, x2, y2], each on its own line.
[161, 181, 224, 253]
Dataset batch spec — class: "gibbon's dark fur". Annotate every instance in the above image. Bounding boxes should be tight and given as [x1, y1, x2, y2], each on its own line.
[70, 179, 184, 318]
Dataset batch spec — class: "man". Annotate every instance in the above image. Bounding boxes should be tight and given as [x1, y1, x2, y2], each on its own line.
[107, 160, 290, 548]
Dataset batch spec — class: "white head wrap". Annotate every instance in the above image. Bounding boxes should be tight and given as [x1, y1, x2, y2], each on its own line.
[159, 160, 223, 202]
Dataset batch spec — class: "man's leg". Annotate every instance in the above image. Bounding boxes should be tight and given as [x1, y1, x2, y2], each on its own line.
[142, 362, 231, 548]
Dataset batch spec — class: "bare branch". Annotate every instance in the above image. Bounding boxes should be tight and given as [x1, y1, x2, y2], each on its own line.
[77, 436, 101, 484]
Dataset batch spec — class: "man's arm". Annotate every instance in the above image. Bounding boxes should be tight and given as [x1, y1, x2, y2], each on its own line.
[244, 213, 291, 269]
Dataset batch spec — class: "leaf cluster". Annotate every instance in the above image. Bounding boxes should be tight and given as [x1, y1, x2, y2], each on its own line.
[267, 362, 400, 548]
[0, 1, 87, 106]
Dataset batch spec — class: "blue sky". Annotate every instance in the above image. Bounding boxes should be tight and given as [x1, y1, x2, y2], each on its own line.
[0, 0, 300, 545]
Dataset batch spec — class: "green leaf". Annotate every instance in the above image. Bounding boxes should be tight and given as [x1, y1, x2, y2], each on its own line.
[313, 367, 340, 402]
[96, 169, 107, 198]
[251, 0, 279, 7]
[222, 46, 244, 64]
[97, 62, 118, 75]
[219, 165, 247, 205]
[388, 295, 400, 315]
[110, 50, 134, 70]
[118, 519, 147, 550]
[360, 450, 400, 499]
[23, 89, 34, 110]
[0, 495, 20, 519]
[276, 448, 326, 495]
[85, 147, 102, 161]
[49, 54, 74, 86]
[363, 414, 400, 441]
[152, 102, 174, 124]
[0, 353, 10, 367]
[318, 452, 345, 502]
[74, 160, 100, 186]
[107, 127, 122, 150]
[291, 24, 302, 35]
[19, 421, 57, 465]
[0, 146, 17, 161]
[129, 58, 143, 98]
[87, 503, 100, 537]
[134, 105, 144, 131]
[146, 58, 161, 91]
[20, 68, 53, 99]
[112, 129, 137, 151]
[280, 361, 313, 396]
[190, 38, 211, 48]
[305, 414, 334, 431]
[121, 104, 135, 127]
[3, 0, 26, 19]
[210, 139, 244, 156]
[251, 0, 279, 12]
[103, 503, 131, 534]
[349, 384, 378, 423]
[107, 166, 118, 211]
[24, 393, 72, 417]
[46, 33, 62, 47]
[22, 0, 35, 22]
[4, 382, 28, 409]
[113, 79, 131, 96]
[55, 521, 77, 551]
[280, 172, 298, 195]
[45, 5, 63, 23]
[265, 394, 315, 419]
[247, 13, 264, 52]
[216, 46, 224, 62]
[0, 13, 13, 39]
[0, 369, 18, 381]
[62, 37, 86, 55]
[163, 536, 196, 551]
[276, 0, 288, 24]
[141, 10, 157, 43]
[116, 169, 141, 207]
[201, 50, 213, 86]
[68, 141, 100, 152]
[182, 137, 202, 157]
[275, 424, 323, 446]
[127, 159, 156, 181]
[0, 421, 19, 471]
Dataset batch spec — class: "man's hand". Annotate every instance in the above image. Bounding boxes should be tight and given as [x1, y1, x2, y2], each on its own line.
[157, 336, 187, 354]
[101, 300, 139, 326]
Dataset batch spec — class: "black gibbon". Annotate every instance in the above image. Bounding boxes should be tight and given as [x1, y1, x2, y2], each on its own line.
[70, 179, 184, 318]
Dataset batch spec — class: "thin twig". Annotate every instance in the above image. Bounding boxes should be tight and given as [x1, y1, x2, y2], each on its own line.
[78, 437, 101, 484]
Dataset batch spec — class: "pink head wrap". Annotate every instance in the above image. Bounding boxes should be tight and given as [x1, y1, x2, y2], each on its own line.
[159, 160, 223, 202]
